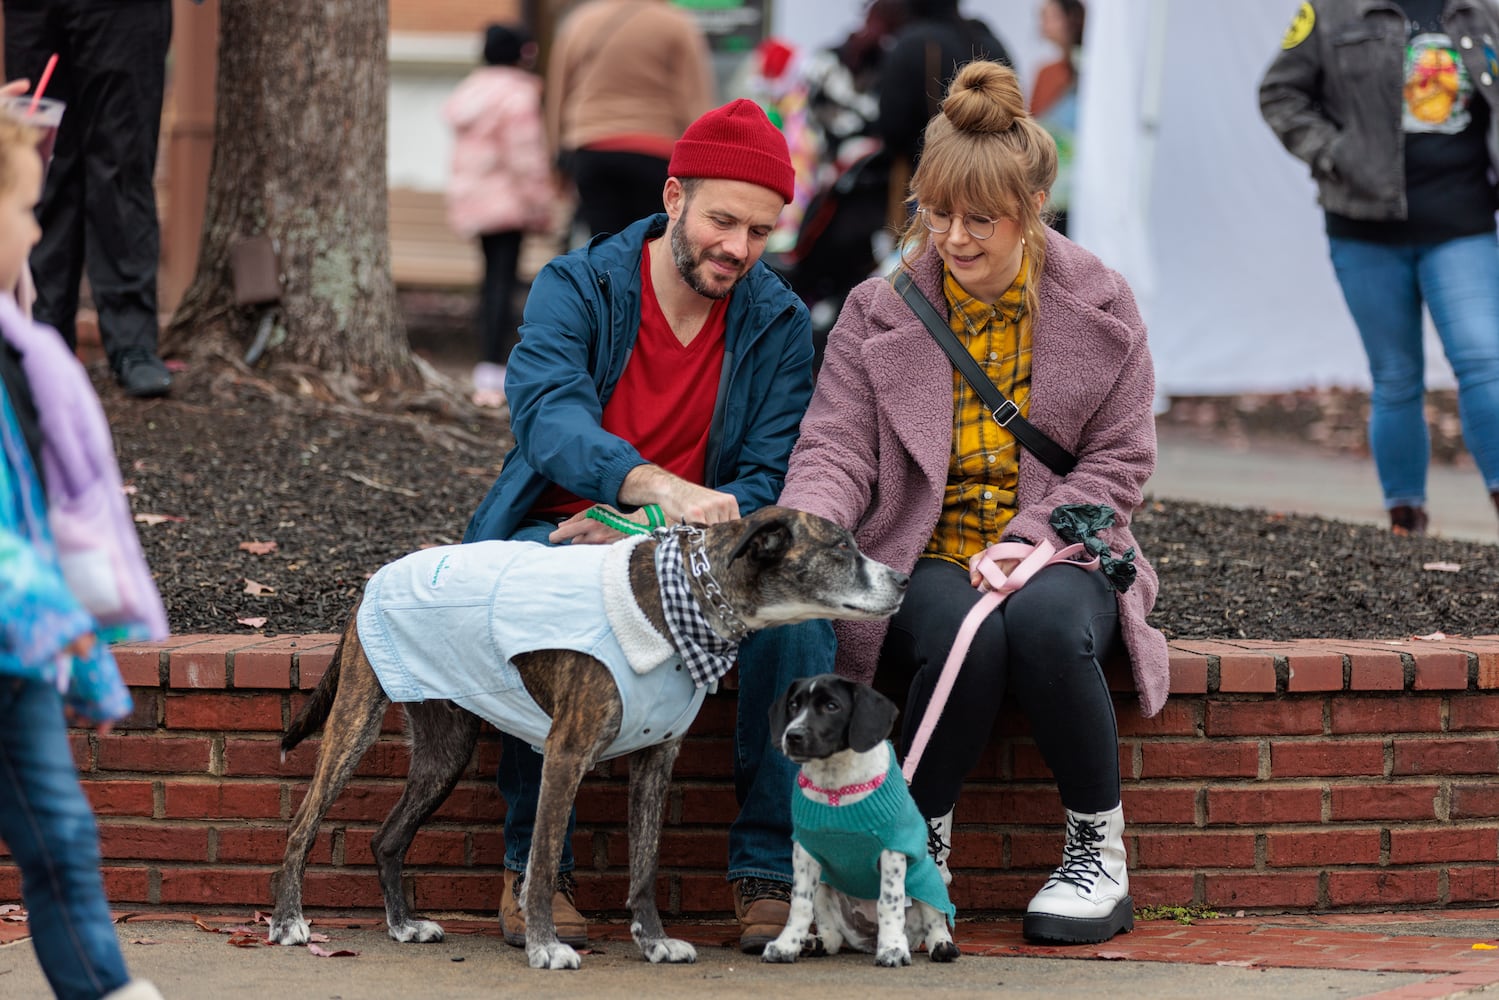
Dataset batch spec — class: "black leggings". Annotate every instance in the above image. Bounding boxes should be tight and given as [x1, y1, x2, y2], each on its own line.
[569, 149, 670, 239]
[478, 230, 523, 367]
[879, 556, 1122, 817]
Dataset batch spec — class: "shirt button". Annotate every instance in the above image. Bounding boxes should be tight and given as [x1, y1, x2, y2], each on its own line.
[1485, 72, 1495, 86]
[983, 491, 993, 500]
[988, 352, 999, 361]
[987, 454, 997, 463]
[1462, 35, 1475, 48]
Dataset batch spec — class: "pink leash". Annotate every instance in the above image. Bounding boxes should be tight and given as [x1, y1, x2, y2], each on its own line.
[901, 540, 1100, 784]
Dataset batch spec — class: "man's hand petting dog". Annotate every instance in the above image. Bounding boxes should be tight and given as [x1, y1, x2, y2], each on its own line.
[267, 507, 909, 971]
[763, 675, 960, 968]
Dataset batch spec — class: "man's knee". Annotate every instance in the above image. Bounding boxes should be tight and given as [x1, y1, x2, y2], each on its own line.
[737, 619, 836, 686]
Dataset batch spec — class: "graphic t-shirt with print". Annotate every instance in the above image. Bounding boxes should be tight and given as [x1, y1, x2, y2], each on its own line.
[1327, 0, 1496, 242]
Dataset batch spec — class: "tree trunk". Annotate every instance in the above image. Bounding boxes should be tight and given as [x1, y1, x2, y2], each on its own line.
[164, 0, 415, 388]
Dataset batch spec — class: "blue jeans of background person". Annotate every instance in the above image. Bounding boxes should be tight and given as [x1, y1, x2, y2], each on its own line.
[497, 518, 835, 884]
[1328, 233, 1499, 508]
[0, 678, 130, 1000]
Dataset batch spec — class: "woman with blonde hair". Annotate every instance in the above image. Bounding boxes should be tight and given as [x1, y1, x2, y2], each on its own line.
[779, 60, 1167, 945]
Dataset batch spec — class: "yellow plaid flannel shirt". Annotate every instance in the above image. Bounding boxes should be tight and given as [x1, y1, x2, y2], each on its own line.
[924, 260, 1033, 567]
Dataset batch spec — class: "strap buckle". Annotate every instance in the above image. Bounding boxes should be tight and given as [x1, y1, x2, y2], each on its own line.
[991, 399, 1019, 426]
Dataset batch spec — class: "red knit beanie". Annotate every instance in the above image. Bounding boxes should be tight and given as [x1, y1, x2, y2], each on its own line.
[668, 99, 795, 204]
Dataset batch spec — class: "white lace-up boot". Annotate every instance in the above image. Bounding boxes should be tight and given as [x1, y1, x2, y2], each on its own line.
[925, 809, 954, 886]
[1022, 803, 1132, 943]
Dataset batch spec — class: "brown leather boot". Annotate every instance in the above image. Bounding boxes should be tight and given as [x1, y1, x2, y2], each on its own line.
[733, 877, 791, 954]
[1389, 504, 1428, 536]
[500, 869, 588, 948]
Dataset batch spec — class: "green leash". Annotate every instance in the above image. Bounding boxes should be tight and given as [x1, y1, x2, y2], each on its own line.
[583, 503, 664, 536]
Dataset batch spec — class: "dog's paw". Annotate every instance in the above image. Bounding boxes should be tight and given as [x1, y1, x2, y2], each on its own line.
[875, 943, 912, 968]
[761, 938, 801, 964]
[528, 941, 581, 970]
[640, 937, 697, 964]
[388, 919, 445, 944]
[267, 916, 310, 946]
[929, 939, 960, 963]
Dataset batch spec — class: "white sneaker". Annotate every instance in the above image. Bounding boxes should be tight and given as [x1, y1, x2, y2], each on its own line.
[103, 981, 166, 1000]
[925, 809, 953, 886]
[1022, 803, 1133, 943]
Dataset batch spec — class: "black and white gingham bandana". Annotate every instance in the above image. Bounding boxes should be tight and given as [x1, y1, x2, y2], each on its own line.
[654, 530, 742, 688]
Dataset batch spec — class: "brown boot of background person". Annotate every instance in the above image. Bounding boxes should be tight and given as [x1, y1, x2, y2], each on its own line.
[1389, 505, 1428, 536]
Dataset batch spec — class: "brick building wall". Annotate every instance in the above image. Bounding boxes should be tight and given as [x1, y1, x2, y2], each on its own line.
[5, 633, 1499, 921]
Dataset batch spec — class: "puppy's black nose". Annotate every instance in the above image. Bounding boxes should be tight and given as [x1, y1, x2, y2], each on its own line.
[894, 572, 910, 591]
[784, 730, 807, 754]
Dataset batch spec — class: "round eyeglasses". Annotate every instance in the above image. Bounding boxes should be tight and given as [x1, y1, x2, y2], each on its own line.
[919, 208, 998, 241]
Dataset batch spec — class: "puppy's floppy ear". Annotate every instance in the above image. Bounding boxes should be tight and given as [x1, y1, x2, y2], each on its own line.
[847, 682, 899, 753]
[727, 516, 794, 566]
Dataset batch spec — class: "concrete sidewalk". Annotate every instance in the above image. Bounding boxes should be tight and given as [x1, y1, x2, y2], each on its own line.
[7, 909, 1499, 999]
[1148, 425, 1498, 544]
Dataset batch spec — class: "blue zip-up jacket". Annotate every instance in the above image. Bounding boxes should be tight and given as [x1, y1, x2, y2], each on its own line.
[464, 214, 815, 543]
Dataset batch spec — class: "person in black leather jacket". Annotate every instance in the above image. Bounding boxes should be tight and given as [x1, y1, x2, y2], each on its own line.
[1260, 0, 1499, 535]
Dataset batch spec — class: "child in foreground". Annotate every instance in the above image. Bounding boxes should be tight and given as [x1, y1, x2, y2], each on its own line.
[0, 106, 166, 1000]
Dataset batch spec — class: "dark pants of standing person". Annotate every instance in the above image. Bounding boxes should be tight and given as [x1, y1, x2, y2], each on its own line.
[879, 557, 1123, 817]
[3, 0, 170, 363]
[479, 230, 523, 367]
[568, 149, 670, 239]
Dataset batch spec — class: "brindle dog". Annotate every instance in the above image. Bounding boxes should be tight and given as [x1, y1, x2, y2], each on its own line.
[267, 506, 908, 970]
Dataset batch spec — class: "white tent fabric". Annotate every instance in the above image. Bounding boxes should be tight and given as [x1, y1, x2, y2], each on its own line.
[1070, 0, 1451, 393]
[775, 0, 1457, 394]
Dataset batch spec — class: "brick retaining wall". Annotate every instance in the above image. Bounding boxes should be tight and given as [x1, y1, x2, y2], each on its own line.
[6, 633, 1499, 921]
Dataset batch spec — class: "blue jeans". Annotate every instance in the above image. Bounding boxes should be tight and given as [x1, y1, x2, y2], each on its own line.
[0, 678, 130, 1000]
[497, 519, 836, 883]
[1328, 233, 1499, 507]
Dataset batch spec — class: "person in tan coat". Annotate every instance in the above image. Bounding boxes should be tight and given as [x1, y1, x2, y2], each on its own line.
[546, 0, 716, 238]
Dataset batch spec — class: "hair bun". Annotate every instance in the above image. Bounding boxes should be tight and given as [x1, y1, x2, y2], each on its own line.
[941, 60, 1027, 134]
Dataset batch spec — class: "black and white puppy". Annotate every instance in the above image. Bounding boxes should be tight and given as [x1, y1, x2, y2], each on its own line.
[764, 674, 960, 967]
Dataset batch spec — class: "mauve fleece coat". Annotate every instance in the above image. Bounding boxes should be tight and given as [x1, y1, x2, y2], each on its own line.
[778, 233, 1170, 717]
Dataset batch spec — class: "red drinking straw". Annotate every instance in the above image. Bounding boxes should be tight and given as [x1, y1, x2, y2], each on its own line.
[26, 53, 58, 116]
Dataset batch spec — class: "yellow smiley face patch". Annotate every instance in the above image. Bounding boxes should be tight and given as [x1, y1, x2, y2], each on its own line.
[1282, 2, 1316, 50]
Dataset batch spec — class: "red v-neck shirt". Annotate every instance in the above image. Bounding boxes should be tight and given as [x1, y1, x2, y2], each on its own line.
[534, 241, 729, 517]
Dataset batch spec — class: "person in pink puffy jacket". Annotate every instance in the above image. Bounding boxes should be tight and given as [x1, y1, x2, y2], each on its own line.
[443, 23, 555, 408]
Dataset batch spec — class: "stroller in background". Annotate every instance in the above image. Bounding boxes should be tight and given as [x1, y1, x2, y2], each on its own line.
[766, 146, 894, 373]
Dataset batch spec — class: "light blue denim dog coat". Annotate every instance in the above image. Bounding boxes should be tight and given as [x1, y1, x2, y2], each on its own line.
[356, 535, 706, 759]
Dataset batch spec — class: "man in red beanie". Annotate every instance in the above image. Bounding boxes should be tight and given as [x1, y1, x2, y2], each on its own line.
[464, 98, 833, 955]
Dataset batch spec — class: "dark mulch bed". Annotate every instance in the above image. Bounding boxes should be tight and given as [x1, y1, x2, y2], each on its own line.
[99, 362, 1499, 643]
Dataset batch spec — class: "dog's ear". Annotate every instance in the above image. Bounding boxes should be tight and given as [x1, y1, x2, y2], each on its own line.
[727, 516, 794, 566]
[847, 682, 899, 753]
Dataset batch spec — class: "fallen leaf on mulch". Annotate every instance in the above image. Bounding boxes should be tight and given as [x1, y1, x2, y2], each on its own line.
[226, 932, 263, 948]
[237, 617, 268, 628]
[238, 540, 279, 555]
[307, 943, 359, 957]
[243, 579, 276, 596]
[1422, 561, 1462, 573]
[1474, 942, 1497, 950]
[1413, 631, 1448, 641]
[134, 513, 185, 526]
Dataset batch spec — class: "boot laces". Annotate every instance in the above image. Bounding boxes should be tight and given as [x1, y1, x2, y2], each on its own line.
[926, 816, 951, 862]
[1047, 814, 1119, 892]
[515, 869, 579, 902]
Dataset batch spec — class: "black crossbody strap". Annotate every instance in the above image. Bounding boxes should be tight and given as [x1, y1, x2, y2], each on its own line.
[893, 270, 1078, 476]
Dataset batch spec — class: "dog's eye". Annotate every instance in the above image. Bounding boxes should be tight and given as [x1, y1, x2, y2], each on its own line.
[820, 699, 841, 713]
